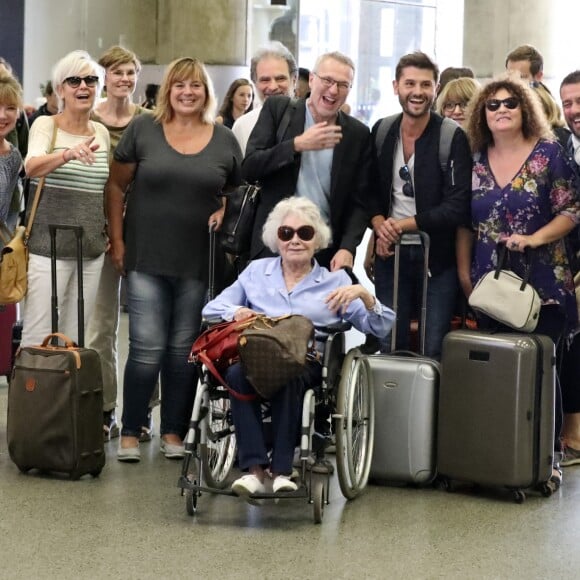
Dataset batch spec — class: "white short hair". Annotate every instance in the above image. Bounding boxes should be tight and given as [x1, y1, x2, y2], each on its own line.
[52, 50, 104, 112]
[262, 197, 332, 254]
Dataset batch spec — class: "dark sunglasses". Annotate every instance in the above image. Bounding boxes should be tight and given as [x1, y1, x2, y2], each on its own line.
[277, 225, 316, 242]
[64, 75, 99, 88]
[399, 165, 414, 198]
[485, 97, 519, 112]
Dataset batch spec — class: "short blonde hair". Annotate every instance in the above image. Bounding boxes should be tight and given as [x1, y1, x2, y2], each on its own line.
[262, 197, 331, 254]
[52, 50, 104, 112]
[154, 57, 216, 125]
[98, 45, 141, 74]
[533, 82, 566, 128]
[436, 77, 480, 116]
[0, 71, 23, 109]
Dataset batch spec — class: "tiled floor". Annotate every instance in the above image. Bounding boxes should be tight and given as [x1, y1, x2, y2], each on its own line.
[1, 313, 580, 579]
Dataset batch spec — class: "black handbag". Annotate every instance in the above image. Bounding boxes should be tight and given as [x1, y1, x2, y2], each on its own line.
[218, 182, 260, 256]
[218, 98, 297, 257]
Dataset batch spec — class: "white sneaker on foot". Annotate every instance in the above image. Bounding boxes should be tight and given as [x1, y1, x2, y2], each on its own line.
[273, 474, 298, 493]
[232, 474, 266, 496]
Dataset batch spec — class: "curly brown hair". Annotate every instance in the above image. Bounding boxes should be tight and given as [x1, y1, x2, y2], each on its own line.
[465, 74, 553, 153]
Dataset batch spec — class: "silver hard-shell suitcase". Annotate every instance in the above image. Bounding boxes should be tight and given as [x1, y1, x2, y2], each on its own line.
[437, 330, 555, 502]
[368, 232, 439, 484]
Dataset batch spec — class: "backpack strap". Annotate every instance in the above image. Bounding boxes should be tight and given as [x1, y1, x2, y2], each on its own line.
[438, 117, 457, 172]
[374, 113, 400, 153]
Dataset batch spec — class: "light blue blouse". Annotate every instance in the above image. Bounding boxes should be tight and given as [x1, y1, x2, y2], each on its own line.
[202, 257, 395, 342]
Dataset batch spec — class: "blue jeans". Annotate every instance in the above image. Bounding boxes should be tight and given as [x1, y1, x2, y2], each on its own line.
[121, 271, 206, 438]
[225, 361, 322, 475]
[374, 245, 458, 360]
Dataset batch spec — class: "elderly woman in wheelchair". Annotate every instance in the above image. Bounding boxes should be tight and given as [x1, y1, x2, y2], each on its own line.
[201, 197, 394, 500]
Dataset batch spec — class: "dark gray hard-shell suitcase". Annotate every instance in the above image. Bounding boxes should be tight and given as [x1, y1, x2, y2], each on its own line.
[437, 330, 555, 502]
[8, 225, 105, 479]
[368, 232, 439, 485]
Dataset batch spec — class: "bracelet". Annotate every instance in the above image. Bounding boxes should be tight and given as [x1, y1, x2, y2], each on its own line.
[62, 149, 69, 163]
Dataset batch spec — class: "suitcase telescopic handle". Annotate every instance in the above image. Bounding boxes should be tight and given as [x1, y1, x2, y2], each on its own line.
[208, 222, 217, 302]
[48, 225, 85, 347]
[392, 231, 430, 355]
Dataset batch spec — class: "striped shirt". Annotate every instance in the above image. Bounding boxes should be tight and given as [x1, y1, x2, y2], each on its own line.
[25, 115, 110, 258]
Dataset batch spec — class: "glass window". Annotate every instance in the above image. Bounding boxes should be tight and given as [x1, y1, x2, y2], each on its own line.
[298, 0, 463, 126]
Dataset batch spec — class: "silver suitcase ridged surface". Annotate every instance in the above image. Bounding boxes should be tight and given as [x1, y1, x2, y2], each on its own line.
[438, 330, 555, 492]
[369, 232, 439, 485]
[367, 354, 439, 483]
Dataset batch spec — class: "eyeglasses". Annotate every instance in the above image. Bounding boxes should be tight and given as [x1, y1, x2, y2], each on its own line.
[277, 225, 316, 242]
[64, 75, 99, 88]
[312, 72, 351, 92]
[399, 165, 414, 198]
[485, 97, 520, 112]
[443, 101, 468, 112]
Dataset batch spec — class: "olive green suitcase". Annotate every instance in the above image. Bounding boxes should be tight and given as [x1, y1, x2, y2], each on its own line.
[7, 225, 105, 479]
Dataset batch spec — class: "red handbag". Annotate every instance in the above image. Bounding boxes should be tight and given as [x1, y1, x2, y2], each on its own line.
[189, 317, 259, 401]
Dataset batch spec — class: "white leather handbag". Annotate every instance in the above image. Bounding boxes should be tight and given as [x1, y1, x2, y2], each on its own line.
[469, 245, 541, 332]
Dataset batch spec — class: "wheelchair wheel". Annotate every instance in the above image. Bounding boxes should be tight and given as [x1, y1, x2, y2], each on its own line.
[185, 485, 198, 516]
[312, 480, 325, 524]
[200, 389, 237, 489]
[335, 351, 374, 499]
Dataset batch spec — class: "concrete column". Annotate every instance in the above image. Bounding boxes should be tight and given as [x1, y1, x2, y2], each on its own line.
[463, 0, 580, 91]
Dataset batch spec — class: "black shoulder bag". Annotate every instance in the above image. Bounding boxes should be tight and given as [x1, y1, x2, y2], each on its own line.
[219, 99, 297, 256]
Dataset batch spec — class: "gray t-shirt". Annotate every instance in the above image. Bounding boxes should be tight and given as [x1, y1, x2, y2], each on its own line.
[114, 114, 242, 280]
[0, 144, 22, 225]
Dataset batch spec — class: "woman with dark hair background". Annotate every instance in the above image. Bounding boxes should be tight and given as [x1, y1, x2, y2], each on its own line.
[216, 78, 253, 128]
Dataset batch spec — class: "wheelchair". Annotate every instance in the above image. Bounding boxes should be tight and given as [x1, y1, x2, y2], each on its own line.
[177, 322, 375, 524]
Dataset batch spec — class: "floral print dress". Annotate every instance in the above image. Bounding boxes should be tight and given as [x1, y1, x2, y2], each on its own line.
[471, 139, 580, 328]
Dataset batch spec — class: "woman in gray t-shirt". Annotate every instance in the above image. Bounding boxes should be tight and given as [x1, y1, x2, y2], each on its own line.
[107, 57, 242, 462]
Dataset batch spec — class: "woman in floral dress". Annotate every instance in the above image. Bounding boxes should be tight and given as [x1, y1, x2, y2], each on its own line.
[458, 75, 580, 489]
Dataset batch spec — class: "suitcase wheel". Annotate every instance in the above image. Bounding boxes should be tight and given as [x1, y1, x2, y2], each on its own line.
[512, 490, 526, 504]
[18, 466, 31, 474]
[438, 477, 455, 493]
[90, 469, 102, 478]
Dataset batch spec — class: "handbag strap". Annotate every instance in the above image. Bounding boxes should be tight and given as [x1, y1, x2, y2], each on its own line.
[495, 242, 533, 291]
[276, 98, 297, 143]
[0, 221, 12, 245]
[195, 351, 257, 402]
[24, 118, 58, 243]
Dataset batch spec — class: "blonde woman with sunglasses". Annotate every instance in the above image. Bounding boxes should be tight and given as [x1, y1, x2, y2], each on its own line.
[21, 50, 109, 350]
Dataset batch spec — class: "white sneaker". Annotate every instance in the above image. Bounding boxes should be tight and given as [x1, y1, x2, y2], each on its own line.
[273, 474, 298, 493]
[232, 474, 266, 496]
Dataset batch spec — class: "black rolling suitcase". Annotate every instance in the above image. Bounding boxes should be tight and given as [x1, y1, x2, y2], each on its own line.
[8, 225, 105, 479]
[437, 329, 555, 502]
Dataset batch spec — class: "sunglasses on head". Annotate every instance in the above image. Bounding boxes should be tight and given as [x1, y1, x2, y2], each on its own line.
[485, 97, 519, 112]
[277, 225, 316, 242]
[64, 75, 99, 88]
[399, 165, 414, 198]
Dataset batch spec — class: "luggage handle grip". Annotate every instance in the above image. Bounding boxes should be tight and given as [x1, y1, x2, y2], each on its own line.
[41, 333, 77, 348]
